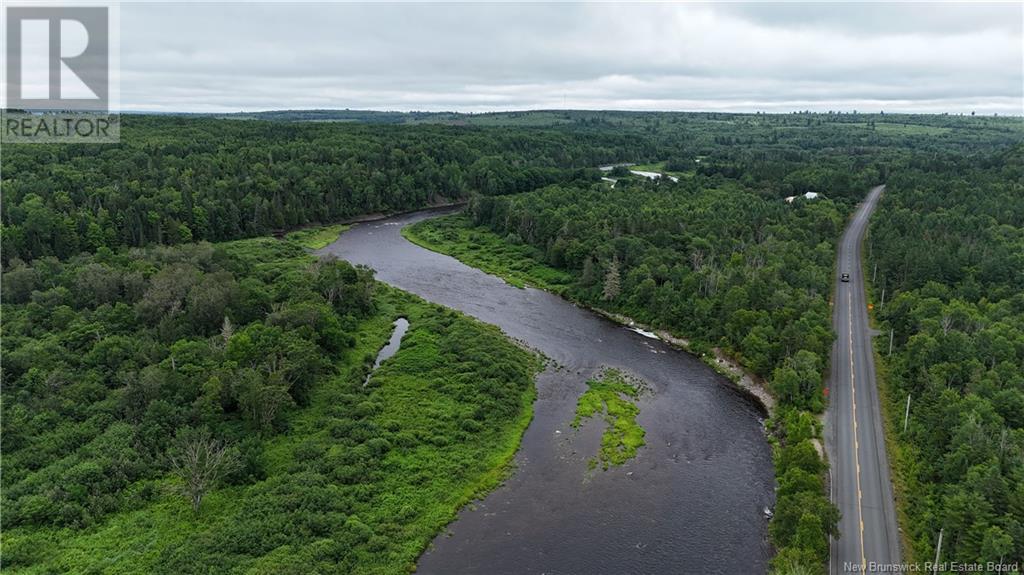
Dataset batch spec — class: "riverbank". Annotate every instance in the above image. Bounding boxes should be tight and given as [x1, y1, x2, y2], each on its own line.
[402, 212, 775, 417]
[277, 200, 468, 243]
[587, 306, 775, 416]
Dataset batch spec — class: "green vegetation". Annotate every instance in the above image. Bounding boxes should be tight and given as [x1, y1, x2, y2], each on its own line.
[7, 111, 1020, 268]
[571, 369, 646, 469]
[403, 214, 571, 291]
[3, 109, 1021, 573]
[0, 115, 632, 265]
[285, 223, 350, 250]
[833, 121, 953, 136]
[867, 145, 1024, 565]
[1, 232, 542, 574]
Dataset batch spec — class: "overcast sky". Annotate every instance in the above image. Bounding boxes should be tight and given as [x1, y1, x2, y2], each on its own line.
[118, 2, 1023, 114]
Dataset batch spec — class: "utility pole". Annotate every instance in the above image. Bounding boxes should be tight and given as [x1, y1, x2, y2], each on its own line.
[903, 394, 911, 433]
[880, 287, 886, 308]
[873, 262, 877, 284]
[932, 528, 944, 574]
[888, 328, 894, 356]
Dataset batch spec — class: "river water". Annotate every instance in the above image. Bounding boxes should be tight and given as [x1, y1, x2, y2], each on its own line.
[319, 208, 774, 574]
[363, 318, 410, 386]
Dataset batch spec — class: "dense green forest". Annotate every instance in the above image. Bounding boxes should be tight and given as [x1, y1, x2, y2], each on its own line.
[0, 116, 652, 264]
[8, 111, 1016, 265]
[868, 145, 1024, 565]
[1, 231, 541, 573]
[2, 111, 1021, 574]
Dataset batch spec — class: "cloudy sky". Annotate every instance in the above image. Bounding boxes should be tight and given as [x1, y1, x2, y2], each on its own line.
[117, 2, 1022, 114]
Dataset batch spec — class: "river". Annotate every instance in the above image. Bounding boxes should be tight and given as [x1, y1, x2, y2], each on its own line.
[318, 208, 774, 574]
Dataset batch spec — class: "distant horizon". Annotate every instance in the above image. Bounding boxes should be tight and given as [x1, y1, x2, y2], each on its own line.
[116, 106, 1019, 117]
[9, 106, 1020, 118]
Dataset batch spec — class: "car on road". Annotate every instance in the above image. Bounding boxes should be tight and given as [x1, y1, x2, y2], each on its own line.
[840, 272, 850, 282]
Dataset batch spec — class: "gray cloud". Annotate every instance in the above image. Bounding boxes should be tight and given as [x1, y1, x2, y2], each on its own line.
[718, 3, 1021, 35]
[118, 2, 1023, 114]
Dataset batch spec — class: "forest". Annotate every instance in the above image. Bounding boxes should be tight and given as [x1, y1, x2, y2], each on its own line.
[868, 145, 1024, 564]
[7, 110, 1017, 265]
[2, 110, 1021, 574]
[1, 229, 541, 573]
[0, 116, 651, 264]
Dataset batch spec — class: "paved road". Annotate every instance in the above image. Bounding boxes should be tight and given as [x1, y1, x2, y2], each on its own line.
[827, 185, 902, 573]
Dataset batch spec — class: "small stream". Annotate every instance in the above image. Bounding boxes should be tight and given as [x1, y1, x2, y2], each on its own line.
[364, 318, 410, 386]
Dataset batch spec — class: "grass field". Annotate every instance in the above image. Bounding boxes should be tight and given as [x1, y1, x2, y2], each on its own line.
[628, 161, 668, 173]
[285, 223, 351, 249]
[403, 213, 573, 292]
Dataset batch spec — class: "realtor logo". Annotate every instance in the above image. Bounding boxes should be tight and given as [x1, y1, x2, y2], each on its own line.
[3, 4, 119, 142]
[6, 6, 109, 110]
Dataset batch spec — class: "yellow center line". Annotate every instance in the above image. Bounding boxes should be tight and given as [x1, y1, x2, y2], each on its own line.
[849, 289, 866, 570]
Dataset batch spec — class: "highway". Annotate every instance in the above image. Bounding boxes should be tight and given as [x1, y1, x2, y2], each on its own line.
[826, 185, 902, 573]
